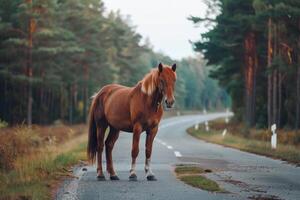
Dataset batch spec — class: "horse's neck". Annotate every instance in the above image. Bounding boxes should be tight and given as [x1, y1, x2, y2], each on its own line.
[134, 83, 163, 111]
[151, 88, 164, 108]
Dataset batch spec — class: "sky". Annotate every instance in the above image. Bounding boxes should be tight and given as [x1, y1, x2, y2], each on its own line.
[103, 0, 208, 60]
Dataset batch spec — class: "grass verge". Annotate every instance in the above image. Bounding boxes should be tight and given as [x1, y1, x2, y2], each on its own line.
[0, 125, 87, 200]
[175, 165, 205, 175]
[187, 121, 300, 165]
[174, 165, 224, 192]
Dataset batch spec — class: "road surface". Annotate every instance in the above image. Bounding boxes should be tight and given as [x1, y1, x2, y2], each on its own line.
[57, 113, 300, 200]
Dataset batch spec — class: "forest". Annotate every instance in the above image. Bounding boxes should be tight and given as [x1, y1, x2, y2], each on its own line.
[190, 0, 300, 130]
[0, 0, 230, 126]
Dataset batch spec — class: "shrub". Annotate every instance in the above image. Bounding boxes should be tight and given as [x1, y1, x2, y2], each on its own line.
[0, 119, 8, 129]
[0, 126, 42, 171]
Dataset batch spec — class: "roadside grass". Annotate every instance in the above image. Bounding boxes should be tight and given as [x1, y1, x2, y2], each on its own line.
[174, 165, 224, 193]
[187, 120, 300, 165]
[175, 165, 205, 175]
[0, 125, 87, 200]
[179, 175, 222, 192]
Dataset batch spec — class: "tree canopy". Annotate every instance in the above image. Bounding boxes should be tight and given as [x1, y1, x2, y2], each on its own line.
[0, 0, 229, 125]
[190, 0, 300, 129]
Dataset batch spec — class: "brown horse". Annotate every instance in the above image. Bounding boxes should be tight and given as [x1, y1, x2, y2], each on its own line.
[87, 63, 177, 181]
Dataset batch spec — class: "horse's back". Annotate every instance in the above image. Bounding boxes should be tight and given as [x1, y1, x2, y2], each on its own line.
[98, 84, 134, 131]
[99, 83, 129, 94]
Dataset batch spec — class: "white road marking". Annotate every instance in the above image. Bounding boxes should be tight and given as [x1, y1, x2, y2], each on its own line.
[156, 114, 232, 159]
[174, 151, 182, 157]
[155, 138, 181, 157]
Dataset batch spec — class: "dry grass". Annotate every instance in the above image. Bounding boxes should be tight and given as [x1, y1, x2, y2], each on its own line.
[0, 124, 87, 200]
[187, 120, 300, 165]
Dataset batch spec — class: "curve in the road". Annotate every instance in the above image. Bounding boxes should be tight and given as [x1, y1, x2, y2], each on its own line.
[57, 113, 300, 200]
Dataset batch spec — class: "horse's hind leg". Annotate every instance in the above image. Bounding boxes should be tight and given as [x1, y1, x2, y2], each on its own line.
[96, 120, 108, 181]
[105, 127, 120, 180]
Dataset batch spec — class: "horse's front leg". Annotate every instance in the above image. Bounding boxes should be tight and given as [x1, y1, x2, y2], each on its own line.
[145, 126, 158, 181]
[129, 123, 142, 181]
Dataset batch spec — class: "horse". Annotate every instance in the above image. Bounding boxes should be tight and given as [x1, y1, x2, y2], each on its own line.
[87, 63, 177, 181]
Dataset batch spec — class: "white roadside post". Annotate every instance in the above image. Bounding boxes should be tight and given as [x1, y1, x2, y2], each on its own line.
[177, 111, 180, 116]
[271, 124, 277, 149]
[225, 108, 230, 124]
[203, 108, 209, 131]
[225, 117, 229, 124]
[194, 123, 199, 130]
[205, 121, 209, 132]
[222, 129, 227, 137]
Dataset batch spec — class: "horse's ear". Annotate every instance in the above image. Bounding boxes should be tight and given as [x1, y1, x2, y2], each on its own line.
[158, 63, 163, 72]
[172, 63, 176, 72]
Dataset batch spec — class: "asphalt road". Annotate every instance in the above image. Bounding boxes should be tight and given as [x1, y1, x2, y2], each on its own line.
[57, 113, 300, 200]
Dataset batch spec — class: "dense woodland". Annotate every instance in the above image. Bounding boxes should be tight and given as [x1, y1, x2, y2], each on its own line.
[191, 0, 300, 130]
[0, 0, 230, 125]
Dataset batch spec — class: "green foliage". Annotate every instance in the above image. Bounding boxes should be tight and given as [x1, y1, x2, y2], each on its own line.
[190, 0, 300, 128]
[176, 56, 230, 110]
[0, 0, 229, 125]
[179, 175, 222, 192]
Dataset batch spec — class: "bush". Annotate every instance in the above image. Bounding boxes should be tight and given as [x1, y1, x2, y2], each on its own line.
[0, 119, 8, 129]
[0, 124, 85, 171]
[0, 126, 42, 171]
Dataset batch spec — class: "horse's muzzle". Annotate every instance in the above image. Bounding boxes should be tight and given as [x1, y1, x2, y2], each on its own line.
[165, 99, 175, 108]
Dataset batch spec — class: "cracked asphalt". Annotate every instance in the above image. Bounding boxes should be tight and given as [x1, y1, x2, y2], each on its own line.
[56, 113, 300, 200]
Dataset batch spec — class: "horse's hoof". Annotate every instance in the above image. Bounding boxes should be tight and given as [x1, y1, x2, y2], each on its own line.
[97, 175, 106, 181]
[110, 175, 120, 181]
[146, 175, 157, 181]
[129, 173, 137, 181]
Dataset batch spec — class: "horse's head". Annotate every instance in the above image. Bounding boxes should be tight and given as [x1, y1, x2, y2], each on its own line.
[157, 63, 177, 108]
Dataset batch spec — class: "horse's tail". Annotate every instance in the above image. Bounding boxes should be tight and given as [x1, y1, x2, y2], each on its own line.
[87, 93, 100, 163]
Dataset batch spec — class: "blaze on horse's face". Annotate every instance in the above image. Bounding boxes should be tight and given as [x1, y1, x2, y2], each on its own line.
[158, 63, 177, 108]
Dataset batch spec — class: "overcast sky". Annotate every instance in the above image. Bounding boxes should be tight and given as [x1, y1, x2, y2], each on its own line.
[103, 0, 208, 60]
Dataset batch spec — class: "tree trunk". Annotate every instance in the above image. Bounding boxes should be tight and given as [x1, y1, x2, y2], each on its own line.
[60, 84, 65, 120]
[83, 64, 89, 123]
[50, 90, 55, 123]
[267, 17, 273, 128]
[69, 84, 74, 124]
[252, 52, 258, 126]
[244, 32, 257, 127]
[278, 72, 282, 127]
[296, 66, 300, 132]
[272, 69, 277, 125]
[27, 17, 33, 126]
[39, 67, 45, 124]
[296, 20, 300, 132]
[273, 24, 279, 126]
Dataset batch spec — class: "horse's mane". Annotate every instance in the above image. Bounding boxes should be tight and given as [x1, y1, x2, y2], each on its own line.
[140, 69, 159, 95]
